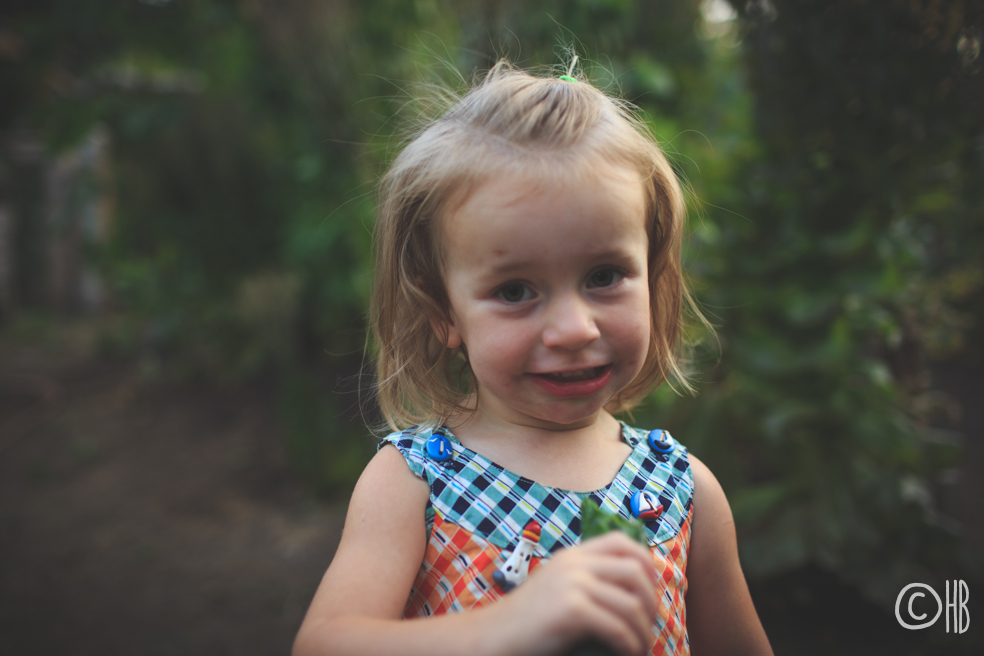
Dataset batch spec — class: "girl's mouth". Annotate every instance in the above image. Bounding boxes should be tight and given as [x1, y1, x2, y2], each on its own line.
[531, 365, 612, 397]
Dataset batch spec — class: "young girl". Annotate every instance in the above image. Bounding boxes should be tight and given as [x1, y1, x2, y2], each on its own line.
[294, 62, 773, 656]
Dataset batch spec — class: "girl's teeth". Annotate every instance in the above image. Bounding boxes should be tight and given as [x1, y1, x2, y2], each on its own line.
[544, 366, 603, 381]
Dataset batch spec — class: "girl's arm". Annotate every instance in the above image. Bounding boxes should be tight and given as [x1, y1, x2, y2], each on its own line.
[685, 456, 774, 656]
[293, 445, 662, 656]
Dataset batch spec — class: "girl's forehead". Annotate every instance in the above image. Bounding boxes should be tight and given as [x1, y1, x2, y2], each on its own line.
[448, 155, 644, 218]
[440, 159, 648, 262]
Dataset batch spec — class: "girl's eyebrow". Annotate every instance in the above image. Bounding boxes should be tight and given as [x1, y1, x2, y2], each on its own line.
[486, 259, 531, 274]
[483, 247, 639, 275]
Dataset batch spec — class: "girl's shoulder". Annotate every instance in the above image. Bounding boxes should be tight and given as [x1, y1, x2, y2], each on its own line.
[376, 425, 448, 530]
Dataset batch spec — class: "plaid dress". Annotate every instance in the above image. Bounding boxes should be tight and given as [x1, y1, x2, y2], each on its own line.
[378, 423, 694, 656]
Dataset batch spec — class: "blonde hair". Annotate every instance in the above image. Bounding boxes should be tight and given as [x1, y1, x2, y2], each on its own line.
[370, 61, 699, 432]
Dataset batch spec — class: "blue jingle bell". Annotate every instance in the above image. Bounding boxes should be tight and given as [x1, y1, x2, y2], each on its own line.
[425, 433, 453, 462]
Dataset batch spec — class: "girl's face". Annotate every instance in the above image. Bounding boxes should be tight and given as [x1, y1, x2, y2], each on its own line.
[434, 161, 652, 430]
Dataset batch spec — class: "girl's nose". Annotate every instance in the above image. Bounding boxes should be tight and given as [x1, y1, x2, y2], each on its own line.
[541, 294, 601, 350]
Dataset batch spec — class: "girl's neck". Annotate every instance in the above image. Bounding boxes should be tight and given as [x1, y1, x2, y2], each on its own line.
[445, 404, 630, 492]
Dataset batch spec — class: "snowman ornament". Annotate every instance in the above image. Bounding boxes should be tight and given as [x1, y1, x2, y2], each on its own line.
[493, 520, 541, 592]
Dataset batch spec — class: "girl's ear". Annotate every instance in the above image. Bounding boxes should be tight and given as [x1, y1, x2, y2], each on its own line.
[430, 312, 463, 349]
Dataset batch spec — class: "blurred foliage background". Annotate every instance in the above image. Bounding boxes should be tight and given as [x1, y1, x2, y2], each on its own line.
[1, 0, 982, 652]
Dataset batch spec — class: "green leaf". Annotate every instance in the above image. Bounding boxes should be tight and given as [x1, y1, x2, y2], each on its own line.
[580, 498, 648, 546]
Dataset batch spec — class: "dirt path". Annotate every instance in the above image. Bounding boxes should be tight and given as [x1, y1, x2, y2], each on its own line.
[0, 330, 347, 656]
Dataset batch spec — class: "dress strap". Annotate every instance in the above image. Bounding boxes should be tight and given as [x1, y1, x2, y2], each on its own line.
[378, 425, 693, 553]
[613, 425, 694, 546]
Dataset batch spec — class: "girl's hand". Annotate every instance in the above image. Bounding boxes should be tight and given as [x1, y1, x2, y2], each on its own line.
[488, 531, 659, 656]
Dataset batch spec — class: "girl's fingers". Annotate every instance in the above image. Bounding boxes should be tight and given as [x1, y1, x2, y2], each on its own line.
[580, 532, 659, 586]
[576, 555, 659, 621]
[572, 584, 652, 656]
[582, 577, 656, 654]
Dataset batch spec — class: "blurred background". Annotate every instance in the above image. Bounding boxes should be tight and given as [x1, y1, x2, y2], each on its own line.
[0, 0, 981, 654]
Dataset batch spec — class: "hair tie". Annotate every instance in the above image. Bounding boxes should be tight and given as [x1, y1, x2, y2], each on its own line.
[559, 54, 578, 83]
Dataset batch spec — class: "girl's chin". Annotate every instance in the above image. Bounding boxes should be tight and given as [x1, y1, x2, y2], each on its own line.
[470, 371, 630, 427]
[518, 397, 613, 429]
[473, 394, 606, 430]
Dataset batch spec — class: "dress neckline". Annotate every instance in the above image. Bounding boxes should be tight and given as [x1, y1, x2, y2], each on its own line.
[434, 421, 643, 497]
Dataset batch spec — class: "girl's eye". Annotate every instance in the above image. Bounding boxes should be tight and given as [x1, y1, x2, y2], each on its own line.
[496, 283, 532, 303]
[587, 269, 622, 288]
